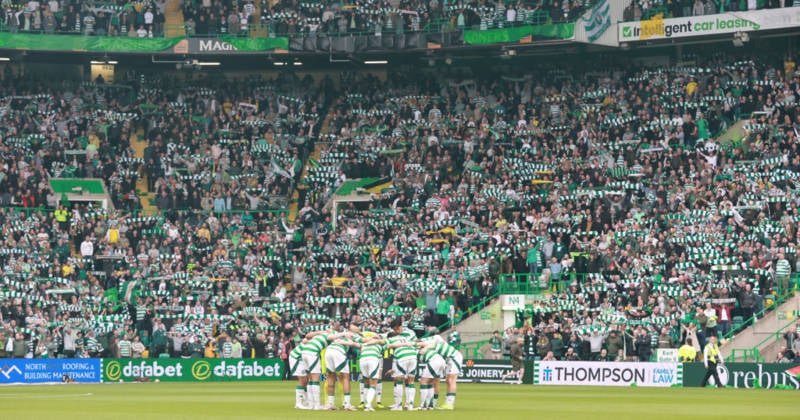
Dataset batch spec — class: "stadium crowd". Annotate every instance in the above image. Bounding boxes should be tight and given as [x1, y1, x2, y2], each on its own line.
[253, 0, 597, 36]
[623, 0, 799, 21]
[2, 1, 168, 37]
[5, 1, 800, 39]
[1, 48, 800, 367]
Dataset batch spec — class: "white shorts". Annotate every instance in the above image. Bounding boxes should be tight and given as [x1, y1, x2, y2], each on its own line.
[325, 349, 350, 374]
[359, 357, 382, 380]
[420, 354, 446, 380]
[289, 356, 307, 377]
[393, 357, 418, 378]
[446, 351, 463, 376]
[301, 351, 321, 375]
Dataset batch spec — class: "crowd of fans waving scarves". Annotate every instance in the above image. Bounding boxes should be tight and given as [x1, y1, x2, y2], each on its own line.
[2, 52, 800, 362]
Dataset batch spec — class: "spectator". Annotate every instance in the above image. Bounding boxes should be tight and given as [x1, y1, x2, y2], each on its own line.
[657, 327, 675, 349]
[784, 322, 800, 352]
[605, 329, 625, 357]
[585, 329, 606, 360]
[678, 338, 698, 362]
[501, 337, 524, 383]
[635, 327, 652, 362]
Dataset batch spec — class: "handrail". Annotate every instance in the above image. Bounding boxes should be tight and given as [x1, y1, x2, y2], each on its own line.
[727, 286, 799, 362]
[720, 276, 798, 342]
[458, 339, 490, 359]
[753, 317, 797, 350]
[499, 272, 592, 295]
[430, 292, 499, 336]
[725, 347, 765, 363]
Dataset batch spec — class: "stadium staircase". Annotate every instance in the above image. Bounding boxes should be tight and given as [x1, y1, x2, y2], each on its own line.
[716, 119, 747, 146]
[129, 128, 158, 215]
[441, 298, 504, 358]
[164, 0, 186, 38]
[288, 99, 339, 222]
[723, 293, 800, 362]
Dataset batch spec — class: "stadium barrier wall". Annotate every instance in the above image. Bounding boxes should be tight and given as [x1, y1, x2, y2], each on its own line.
[460, 359, 534, 384]
[682, 363, 800, 390]
[101, 358, 284, 383]
[533, 361, 682, 387]
[5, 358, 797, 390]
[0, 359, 101, 384]
[0, 32, 289, 53]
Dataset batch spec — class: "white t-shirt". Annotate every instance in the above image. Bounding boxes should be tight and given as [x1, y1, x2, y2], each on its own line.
[506, 8, 516, 23]
[80, 239, 94, 257]
[702, 152, 717, 168]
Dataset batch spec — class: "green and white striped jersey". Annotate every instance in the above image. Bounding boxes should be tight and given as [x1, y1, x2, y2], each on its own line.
[360, 342, 384, 360]
[431, 341, 457, 359]
[397, 328, 416, 341]
[776, 259, 791, 278]
[388, 328, 418, 359]
[303, 333, 330, 354]
[118, 339, 132, 357]
[222, 341, 233, 357]
[358, 332, 383, 361]
[420, 347, 439, 363]
[387, 335, 418, 360]
[290, 345, 303, 360]
[326, 337, 350, 355]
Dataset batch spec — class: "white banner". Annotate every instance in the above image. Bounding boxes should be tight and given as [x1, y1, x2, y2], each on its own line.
[501, 294, 525, 310]
[534, 361, 681, 387]
[619, 8, 800, 43]
[656, 349, 680, 363]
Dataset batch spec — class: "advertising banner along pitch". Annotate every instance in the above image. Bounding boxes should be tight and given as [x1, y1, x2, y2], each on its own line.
[101, 358, 284, 382]
[533, 361, 681, 387]
[459, 359, 534, 384]
[0, 359, 101, 384]
[682, 363, 800, 389]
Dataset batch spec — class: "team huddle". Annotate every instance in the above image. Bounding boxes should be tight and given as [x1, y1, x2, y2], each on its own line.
[289, 319, 463, 411]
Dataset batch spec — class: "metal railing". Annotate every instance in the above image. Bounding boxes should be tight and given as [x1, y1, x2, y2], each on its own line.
[724, 286, 799, 362]
[726, 347, 765, 363]
[458, 339, 490, 359]
[498, 272, 592, 295]
[719, 276, 799, 343]
[0, 14, 565, 39]
[0, 205, 289, 218]
[432, 292, 499, 336]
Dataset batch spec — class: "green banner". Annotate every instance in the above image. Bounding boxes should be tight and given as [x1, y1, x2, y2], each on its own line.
[460, 358, 534, 384]
[0, 33, 178, 52]
[102, 358, 284, 383]
[464, 23, 574, 45]
[0, 33, 288, 53]
[682, 363, 800, 389]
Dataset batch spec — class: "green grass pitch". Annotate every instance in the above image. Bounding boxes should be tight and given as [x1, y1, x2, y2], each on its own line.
[1, 382, 797, 419]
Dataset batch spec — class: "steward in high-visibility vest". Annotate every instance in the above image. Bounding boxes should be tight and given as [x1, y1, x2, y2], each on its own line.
[54, 206, 70, 231]
[678, 339, 697, 362]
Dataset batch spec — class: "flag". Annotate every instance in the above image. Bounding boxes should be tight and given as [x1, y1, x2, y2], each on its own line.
[120, 280, 140, 304]
[582, 0, 611, 42]
[786, 365, 800, 378]
[270, 158, 292, 180]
